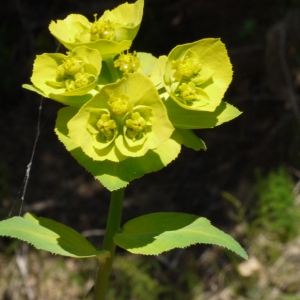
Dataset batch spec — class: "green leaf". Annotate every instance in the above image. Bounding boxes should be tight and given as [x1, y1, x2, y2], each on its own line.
[22, 83, 47, 97]
[176, 128, 206, 151]
[48, 93, 94, 108]
[114, 212, 248, 259]
[164, 97, 242, 129]
[22, 84, 95, 108]
[0, 213, 109, 259]
[55, 107, 182, 191]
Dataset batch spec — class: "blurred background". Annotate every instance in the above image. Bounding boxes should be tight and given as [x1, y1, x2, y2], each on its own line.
[1, 0, 300, 299]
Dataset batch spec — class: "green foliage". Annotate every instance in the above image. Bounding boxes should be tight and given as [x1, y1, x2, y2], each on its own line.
[55, 106, 182, 191]
[114, 212, 248, 259]
[252, 167, 299, 242]
[0, 213, 109, 258]
[107, 256, 165, 300]
[164, 98, 242, 129]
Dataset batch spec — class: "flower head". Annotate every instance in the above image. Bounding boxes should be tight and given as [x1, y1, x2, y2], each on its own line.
[67, 72, 174, 162]
[96, 113, 118, 141]
[114, 51, 141, 74]
[90, 17, 120, 41]
[23, 46, 102, 106]
[49, 0, 144, 59]
[164, 38, 233, 111]
[107, 93, 134, 116]
[176, 82, 209, 106]
[171, 54, 202, 81]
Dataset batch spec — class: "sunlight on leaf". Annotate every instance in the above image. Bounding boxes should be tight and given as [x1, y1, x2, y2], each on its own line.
[114, 212, 248, 259]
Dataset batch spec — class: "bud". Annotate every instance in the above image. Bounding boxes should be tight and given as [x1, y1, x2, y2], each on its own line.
[125, 111, 148, 141]
[91, 19, 119, 41]
[107, 94, 133, 116]
[96, 113, 118, 142]
[63, 57, 83, 75]
[171, 53, 202, 81]
[114, 51, 141, 74]
[176, 82, 209, 106]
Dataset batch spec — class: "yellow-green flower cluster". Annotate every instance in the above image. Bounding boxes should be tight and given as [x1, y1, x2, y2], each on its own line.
[67, 73, 174, 162]
[164, 39, 233, 112]
[55, 57, 95, 91]
[114, 51, 141, 74]
[170, 51, 213, 108]
[48, 0, 144, 57]
[23, 0, 239, 189]
[90, 16, 121, 41]
[26, 46, 102, 105]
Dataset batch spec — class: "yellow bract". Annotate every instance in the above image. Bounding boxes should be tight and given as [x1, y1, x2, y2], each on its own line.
[164, 39, 233, 111]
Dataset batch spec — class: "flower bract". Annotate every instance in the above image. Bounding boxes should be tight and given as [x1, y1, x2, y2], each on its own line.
[21, 0, 241, 190]
[67, 72, 174, 162]
[164, 38, 233, 112]
[49, 0, 144, 59]
[23, 46, 102, 106]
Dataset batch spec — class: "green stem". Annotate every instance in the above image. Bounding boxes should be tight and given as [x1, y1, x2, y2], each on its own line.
[93, 188, 125, 300]
[105, 57, 120, 83]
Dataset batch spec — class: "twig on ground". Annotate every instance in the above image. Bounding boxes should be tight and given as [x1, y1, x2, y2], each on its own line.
[15, 244, 35, 300]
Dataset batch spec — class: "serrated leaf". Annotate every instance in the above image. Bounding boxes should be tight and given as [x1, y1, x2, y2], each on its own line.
[55, 107, 182, 191]
[114, 212, 248, 259]
[0, 213, 109, 259]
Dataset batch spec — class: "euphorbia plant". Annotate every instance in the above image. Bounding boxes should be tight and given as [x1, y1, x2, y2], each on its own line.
[0, 0, 247, 298]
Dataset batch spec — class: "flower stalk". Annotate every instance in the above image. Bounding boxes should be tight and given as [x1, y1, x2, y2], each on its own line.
[93, 188, 125, 300]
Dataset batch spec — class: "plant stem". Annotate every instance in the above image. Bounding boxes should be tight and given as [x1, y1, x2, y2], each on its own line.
[105, 57, 120, 83]
[93, 188, 125, 300]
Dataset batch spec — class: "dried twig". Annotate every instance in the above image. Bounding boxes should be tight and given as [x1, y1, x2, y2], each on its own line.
[15, 244, 35, 300]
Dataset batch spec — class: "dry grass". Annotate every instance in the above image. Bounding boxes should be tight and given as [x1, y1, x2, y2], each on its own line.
[1, 233, 300, 300]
